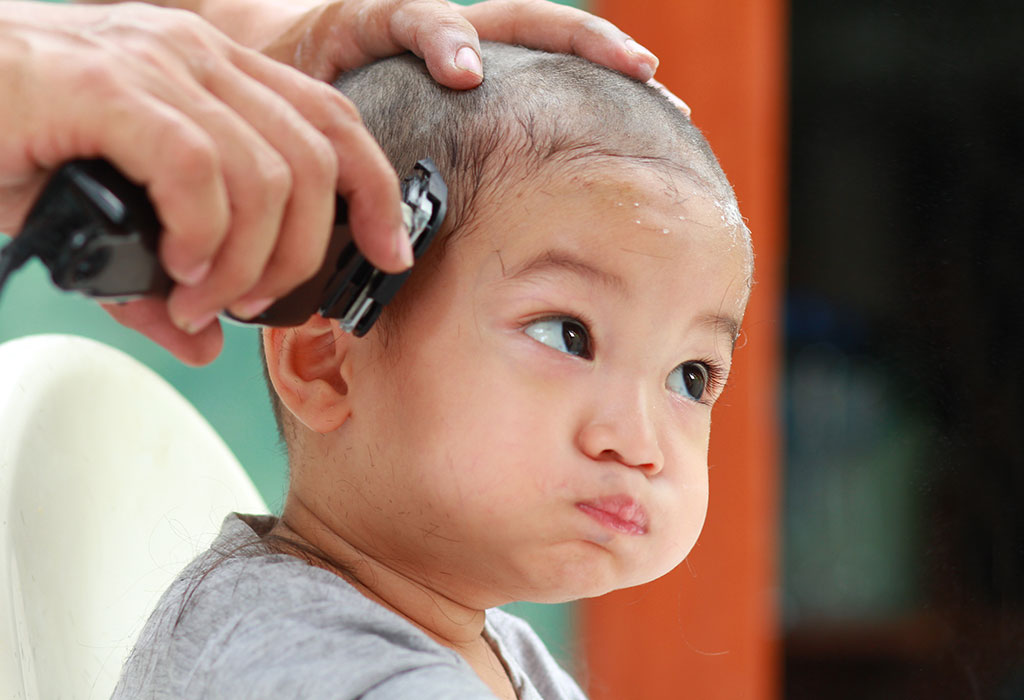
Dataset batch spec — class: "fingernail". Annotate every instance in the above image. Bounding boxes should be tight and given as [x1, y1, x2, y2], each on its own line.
[176, 259, 212, 287]
[184, 311, 218, 335]
[454, 46, 482, 77]
[232, 297, 275, 320]
[624, 38, 656, 60]
[394, 227, 414, 270]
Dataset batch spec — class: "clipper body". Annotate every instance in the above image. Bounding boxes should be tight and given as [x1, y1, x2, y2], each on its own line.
[8, 158, 447, 336]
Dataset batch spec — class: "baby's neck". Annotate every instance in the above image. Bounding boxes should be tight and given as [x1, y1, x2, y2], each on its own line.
[268, 493, 488, 648]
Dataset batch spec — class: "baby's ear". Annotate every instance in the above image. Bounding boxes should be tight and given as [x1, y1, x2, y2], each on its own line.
[262, 317, 352, 434]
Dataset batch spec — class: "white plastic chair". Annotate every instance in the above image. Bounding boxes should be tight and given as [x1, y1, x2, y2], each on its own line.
[0, 334, 268, 700]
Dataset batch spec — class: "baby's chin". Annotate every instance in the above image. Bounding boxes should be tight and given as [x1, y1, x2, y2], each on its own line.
[496, 543, 689, 605]
[515, 570, 671, 605]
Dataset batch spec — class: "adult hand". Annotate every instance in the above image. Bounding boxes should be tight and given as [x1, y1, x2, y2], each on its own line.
[0, 1, 410, 365]
[196, 0, 660, 88]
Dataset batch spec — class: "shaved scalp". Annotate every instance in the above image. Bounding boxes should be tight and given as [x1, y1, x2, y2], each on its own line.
[334, 42, 745, 244]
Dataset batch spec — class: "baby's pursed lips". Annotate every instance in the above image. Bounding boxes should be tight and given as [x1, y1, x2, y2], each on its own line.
[576, 495, 649, 535]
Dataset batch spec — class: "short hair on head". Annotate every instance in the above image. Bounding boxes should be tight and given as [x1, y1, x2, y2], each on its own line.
[262, 42, 750, 450]
[335, 42, 746, 246]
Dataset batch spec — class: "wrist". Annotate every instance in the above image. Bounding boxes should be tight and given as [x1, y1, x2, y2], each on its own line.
[189, 0, 317, 50]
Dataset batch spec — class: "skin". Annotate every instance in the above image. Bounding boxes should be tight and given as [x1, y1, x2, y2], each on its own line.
[0, 0, 659, 365]
[263, 166, 751, 696]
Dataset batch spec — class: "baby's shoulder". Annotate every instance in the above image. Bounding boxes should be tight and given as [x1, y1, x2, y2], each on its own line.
[115, 513, 489, 699]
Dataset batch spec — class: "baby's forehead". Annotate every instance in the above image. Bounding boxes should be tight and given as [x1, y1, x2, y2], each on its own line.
[465, 167, 743, 264]
[584, 170, 729, 221]
[445, 165, 754, 313]
[474, 164, 747, 248]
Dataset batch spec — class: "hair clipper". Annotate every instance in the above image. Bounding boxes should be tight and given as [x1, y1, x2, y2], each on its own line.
[0, 158, 447, 336]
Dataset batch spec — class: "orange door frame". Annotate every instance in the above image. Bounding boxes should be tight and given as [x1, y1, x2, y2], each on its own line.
[580, 1, 787, 699]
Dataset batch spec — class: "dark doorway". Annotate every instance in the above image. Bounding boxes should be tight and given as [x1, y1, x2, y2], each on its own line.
[784, 2, 1024, 698]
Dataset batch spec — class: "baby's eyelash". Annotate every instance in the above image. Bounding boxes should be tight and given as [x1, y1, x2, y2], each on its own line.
[520, 313, 731, 404]
[696, 358, 729, 403]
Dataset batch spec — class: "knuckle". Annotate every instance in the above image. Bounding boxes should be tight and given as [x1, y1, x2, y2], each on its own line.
[273, 243, 322, 286]
[409, 0, 451, 12]
[74, 58, 120, 96]
[303, 82, 361, 131]
[519, 0, 561, 19]
[256, 154, 294, 207]
[307, 137, 339, 185]
[329, 92, 362, 123]
[435, 13, 475, 34]
[214, 253, 263, 295]
[319, 95, 366, 143]
[504, 0, 534, 11]
[398, 0, 474, 36]
[167, 9, 211, 42]
[407, 0, 454, 14]
[170, 137, 220, 188]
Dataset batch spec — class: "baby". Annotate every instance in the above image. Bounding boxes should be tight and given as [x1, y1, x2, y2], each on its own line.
[115, 43, 752, 699]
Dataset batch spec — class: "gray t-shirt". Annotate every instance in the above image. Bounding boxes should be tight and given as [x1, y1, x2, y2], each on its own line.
[113, 514, 587, 700]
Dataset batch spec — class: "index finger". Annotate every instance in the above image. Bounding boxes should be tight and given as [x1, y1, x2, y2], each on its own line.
[233, 48, 409, 273]
[332, 114, 410, 274]
[77, 90, 230, 285]
[455, 0, 659, 82]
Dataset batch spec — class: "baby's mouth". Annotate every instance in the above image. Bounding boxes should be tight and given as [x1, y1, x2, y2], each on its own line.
[576, 496, 649, 535]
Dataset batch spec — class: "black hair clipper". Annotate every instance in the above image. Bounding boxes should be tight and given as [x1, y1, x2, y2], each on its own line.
[0, 157, 447, 335]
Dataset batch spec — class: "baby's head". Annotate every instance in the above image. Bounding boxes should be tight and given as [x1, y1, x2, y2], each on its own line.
[261, 43, 752, 606]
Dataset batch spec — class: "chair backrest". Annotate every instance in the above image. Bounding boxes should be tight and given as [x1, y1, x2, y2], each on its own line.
[0, 334, 268, 700]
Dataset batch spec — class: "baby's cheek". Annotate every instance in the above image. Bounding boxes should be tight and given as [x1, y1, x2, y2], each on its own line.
[644, 513, 706, 582]
[652, 469, 709, 567]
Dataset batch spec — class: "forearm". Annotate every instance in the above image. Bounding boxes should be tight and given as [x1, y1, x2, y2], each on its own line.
[74, 0, 313, 49]
[190, 0, 316, 50]
[75, 0, 203, 11]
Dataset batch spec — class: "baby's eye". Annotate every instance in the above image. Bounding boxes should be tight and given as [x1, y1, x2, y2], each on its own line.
[667, 362, 710, 401]
[524, 317, 592, 359]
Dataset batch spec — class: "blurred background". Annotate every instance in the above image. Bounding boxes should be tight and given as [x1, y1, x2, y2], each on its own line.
[783, 1, 1023, 697]
[2, 0, 1021, 698]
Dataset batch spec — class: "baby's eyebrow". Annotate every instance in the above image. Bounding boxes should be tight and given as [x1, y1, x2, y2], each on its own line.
[696, 312, 742, 351]
[504, 249, 629, 297]
[504, 248, 742, 351]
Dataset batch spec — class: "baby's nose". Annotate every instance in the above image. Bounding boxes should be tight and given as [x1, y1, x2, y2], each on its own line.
[575, 387, 664, 474]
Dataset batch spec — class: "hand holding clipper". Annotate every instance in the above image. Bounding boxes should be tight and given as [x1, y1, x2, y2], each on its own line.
[0, 158, 446, 336]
